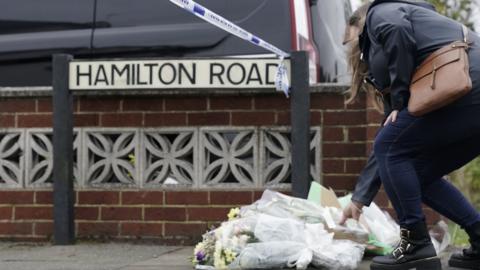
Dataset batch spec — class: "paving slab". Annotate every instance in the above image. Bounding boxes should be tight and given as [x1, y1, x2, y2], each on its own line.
[128, 247, 192, 267]
[0, 242, 176, 270]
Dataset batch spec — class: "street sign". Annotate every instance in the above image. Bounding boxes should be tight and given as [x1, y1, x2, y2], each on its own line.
[69, 59, 291, 90]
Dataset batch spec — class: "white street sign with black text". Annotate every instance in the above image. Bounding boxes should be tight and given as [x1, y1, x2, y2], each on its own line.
[69, 59, 291, 90]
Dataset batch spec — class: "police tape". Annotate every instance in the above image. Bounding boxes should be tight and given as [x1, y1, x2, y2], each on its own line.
[169, 0, 290, 97]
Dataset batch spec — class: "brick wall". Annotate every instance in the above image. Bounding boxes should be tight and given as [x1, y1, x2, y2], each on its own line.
[0, 190, 285, 244]
[0, 93, 350, 129]
[0, 87, 439, 243]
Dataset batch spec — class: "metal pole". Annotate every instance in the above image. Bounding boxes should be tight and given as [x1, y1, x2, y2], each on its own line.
[290, 51, 311, 199]
[52, 54, 75, 245]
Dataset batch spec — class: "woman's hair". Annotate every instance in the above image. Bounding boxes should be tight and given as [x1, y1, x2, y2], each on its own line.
[345, 3, 384, 112]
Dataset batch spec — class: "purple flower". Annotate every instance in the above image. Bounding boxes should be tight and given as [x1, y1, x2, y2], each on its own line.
[196, 251, 206, 261]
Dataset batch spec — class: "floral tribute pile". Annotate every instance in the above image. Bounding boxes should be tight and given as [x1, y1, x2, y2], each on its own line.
[191, 190, 367, 270]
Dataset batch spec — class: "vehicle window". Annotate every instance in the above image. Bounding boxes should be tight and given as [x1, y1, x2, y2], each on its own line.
[94, 0, 227, 28]
[310, 0, 352, 83]
[92, 0, 291, 58]
[0, 0, 94, 35]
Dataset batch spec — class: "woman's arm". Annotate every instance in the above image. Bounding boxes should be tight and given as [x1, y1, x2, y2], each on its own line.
[368, 5, 417, 111]
[351, 152, 382, 206]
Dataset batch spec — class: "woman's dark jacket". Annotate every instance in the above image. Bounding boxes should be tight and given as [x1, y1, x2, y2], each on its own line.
[352, 0, 480, 205]
[359, 0, 480, 116]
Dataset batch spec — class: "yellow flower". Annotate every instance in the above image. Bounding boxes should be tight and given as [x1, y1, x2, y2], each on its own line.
[227, 208, 241, 221]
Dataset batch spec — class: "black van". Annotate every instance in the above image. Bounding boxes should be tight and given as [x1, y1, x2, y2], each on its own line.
[0, 0, 351, 87]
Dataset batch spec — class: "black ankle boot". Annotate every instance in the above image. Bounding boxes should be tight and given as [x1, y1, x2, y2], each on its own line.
[370, 221, 441, 270]
[449, 221, 480, 269]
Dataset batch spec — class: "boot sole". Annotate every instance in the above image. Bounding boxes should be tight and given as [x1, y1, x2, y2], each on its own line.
[448, 257, 480, 269]
[370, 257, 442, 270]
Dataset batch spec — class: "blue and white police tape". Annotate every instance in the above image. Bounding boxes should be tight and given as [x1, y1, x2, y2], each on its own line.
[169, 0, 290, 97]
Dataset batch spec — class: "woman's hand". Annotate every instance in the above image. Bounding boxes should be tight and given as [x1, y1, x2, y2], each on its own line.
[339, 201, 364, 225]
[384, 110, 399, 126]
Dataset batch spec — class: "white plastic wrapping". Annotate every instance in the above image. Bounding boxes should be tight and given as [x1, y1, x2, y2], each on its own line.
[339, 194, 451, 255]
[430, 220, 451, 254]
[254, 214, 307, 243]
[230, 239, 364, 270]
[361, 201, 400, 246]
[241, 190, 327, 223]
[196, 265, 215, 270]
[311, 240, 365, 270]
[229, 241, 308, 269]
[228, 213, 364, 270]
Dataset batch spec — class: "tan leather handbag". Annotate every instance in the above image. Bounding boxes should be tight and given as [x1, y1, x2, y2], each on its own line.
[408, 25, 472, 116]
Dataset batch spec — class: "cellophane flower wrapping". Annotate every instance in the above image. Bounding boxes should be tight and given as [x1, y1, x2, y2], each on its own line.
[193, 190, 367, 270]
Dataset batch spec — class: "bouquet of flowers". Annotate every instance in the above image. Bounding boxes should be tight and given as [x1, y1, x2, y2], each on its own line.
[191, 190, 366, 270]
[192, 231, 215, 267]
[192, 208, 259, 269]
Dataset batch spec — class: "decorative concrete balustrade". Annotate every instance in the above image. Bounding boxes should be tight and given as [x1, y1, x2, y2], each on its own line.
[0, 127, 321, 189]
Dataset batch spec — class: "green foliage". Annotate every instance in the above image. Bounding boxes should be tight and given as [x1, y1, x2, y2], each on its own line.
[449, 161, 480, 210]
[426, 0, 475, 30]
[449, 223, 470, 247]
[468, 159, 480, 190]
[462, 158, 480, 207]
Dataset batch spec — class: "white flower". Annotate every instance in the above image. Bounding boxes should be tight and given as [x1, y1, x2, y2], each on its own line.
[194, 242, 205, 254]
[214, 241, 227, 269]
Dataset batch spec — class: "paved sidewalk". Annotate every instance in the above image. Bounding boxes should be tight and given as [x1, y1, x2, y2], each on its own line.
[0, 242, 178, 270]
[0, 242, 461, 270]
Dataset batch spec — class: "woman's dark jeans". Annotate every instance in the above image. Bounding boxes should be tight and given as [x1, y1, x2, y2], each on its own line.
[374, 105, 480, 229]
